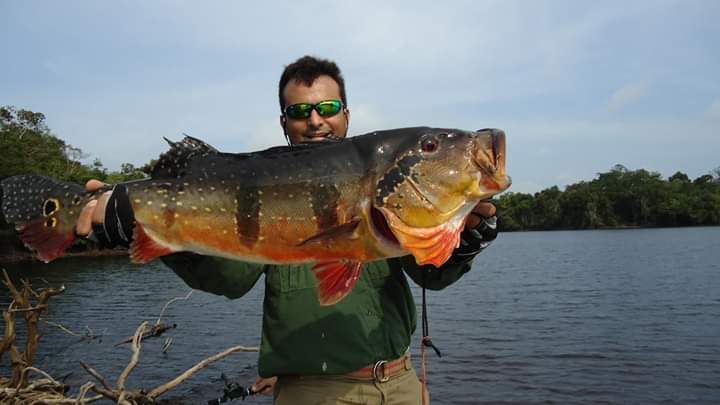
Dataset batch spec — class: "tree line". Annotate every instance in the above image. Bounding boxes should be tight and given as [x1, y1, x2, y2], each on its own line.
[495, 164, 720, 231]
[1, 105, 148, 185]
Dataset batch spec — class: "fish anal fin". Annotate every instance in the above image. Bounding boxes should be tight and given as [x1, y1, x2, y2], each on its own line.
[311, 261, 363, 306]
[17, 218, 75, 263]
[129, 223, 175, 264]
[297, 219, 361, 247]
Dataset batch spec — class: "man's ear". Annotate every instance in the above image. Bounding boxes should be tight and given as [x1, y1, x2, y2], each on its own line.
[343, 108, 350, 126]
[280, 115, 291, 145]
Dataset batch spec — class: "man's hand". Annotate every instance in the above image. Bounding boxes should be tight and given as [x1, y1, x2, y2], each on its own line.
[251, 376, 277, 395]
[465, 201, 497, 230]
[75, 179, 111, 236]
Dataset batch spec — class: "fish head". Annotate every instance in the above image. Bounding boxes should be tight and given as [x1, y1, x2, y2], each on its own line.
[372, 128, 511, 266]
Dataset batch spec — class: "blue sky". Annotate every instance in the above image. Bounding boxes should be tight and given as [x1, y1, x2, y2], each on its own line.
[2, 1, 719, 193]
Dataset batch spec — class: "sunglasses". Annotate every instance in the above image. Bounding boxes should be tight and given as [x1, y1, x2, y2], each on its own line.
[284, 99, 344, 120]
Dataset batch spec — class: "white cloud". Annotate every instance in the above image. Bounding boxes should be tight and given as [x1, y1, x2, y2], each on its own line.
[608, 81, 651, 112]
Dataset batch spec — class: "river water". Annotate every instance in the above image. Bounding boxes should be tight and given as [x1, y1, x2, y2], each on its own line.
[1, 227, 719, 404]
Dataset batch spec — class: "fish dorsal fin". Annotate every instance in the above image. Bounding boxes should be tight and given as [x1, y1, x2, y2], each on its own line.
[152, 135, 219, 178]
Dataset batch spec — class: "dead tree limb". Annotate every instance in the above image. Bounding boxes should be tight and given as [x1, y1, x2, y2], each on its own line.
[1, 269, 65, 387]
[156, 290, 193, 325]
[116, 321, 147, 403]
[79, 361, 112, 392]
[115, 322, 176, 346]
[147, 344, 259, 400]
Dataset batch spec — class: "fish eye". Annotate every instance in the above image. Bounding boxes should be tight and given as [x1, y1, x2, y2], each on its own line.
[420, 136, 439, 154]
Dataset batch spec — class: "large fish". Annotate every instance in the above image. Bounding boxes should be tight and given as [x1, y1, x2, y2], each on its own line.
[1, 127, 511, 304]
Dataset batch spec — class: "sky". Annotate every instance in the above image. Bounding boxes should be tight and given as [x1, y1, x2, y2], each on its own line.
[2, 0, 719, 193]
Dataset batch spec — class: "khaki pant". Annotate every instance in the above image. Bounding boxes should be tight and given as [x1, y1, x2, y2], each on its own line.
[273, 365, 428, 405]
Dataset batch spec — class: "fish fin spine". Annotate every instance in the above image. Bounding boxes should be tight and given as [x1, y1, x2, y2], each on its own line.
[312, 261, 364, 306]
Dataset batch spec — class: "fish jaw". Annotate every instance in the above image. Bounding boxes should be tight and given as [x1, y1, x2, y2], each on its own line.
[472, 128, 512, 195]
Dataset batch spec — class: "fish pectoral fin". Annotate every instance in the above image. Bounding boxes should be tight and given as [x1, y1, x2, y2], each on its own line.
[312, 261, 363, 306]
[129, 223, 176, 264]
[296, 219, 361, 246]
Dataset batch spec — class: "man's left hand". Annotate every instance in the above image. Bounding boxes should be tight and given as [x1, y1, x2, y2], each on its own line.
[465, 201, 496, 230]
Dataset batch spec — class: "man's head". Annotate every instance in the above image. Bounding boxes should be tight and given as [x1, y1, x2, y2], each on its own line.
[278, 56, 350, 145]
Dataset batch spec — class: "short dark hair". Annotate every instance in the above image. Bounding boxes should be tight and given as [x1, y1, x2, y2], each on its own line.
[278, 55, 347, 111]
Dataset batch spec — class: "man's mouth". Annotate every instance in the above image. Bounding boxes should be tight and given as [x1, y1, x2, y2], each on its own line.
[304, 131, 340, 141]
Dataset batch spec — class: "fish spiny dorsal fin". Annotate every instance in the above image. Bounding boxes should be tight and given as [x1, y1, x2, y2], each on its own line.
[152, 135, 219, 179]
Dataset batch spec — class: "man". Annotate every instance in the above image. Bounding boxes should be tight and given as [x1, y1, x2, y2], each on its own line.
[77, 55, 498, 404]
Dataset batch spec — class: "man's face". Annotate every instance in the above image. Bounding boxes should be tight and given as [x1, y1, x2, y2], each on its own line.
[281, 75, 350, 145]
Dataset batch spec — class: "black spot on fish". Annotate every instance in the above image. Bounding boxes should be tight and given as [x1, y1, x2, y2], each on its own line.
[235, 186, 260, 248]
[311, 183, 340, 231]
[375, 154, 421, 206]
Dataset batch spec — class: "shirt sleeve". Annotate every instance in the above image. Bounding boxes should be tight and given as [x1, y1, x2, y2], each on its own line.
[396, 216, 498, 291]
[160, 253, 265, 299]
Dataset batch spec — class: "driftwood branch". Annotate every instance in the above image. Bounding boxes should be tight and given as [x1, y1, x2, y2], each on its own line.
[117, 321, 147, 403]
[156, 289, 193, 325]
[1, 269, 65, 388]
[80, 361, 113, 392]
[147, 344, 259, 400]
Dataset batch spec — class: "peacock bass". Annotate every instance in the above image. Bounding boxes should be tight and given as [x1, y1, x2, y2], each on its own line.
[1, 127, 511, 304]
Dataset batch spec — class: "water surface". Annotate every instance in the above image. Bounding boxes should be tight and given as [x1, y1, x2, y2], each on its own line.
[1, 227, 719, 404]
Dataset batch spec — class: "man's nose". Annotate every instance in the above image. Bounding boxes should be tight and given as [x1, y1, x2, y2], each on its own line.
[308, 109, 324, 127]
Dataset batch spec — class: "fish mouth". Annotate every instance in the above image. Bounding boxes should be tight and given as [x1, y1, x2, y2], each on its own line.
[473, 128, 511, 191]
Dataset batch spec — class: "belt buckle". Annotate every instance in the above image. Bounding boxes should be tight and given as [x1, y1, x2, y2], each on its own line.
[372, 360, 389, 383]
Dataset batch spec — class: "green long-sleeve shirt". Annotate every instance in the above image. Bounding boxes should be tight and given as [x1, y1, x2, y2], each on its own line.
[162, 253, 478, 377]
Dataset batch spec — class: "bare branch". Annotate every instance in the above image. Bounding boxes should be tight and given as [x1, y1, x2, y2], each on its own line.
[156, 289, 193, 325]
[147, 345, 259, 400]
[161, 337, 173, 354]
[116, 321, 147, 401]
[79, 361, 112, 391]
[41, 319, 83, 338]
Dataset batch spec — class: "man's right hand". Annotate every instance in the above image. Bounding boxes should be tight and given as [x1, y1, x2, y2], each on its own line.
[251, 376, 277, 396]
[75, 179, 111, 236]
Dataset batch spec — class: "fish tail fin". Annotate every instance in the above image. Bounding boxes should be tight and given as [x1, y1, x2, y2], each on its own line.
[1, 175, 87, 262]
[311, 261, 363, 306]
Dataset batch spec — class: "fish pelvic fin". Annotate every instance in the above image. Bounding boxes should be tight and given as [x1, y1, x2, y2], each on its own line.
[1, 175, 86, 262]
[312, 261, 363, 306]
[129, 222, 175, 263]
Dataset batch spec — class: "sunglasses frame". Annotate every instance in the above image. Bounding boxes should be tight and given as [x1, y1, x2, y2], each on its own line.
[284, 99, 344, 120]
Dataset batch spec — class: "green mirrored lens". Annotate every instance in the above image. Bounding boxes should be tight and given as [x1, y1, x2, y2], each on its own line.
[316, 100, 342, 117]
[286, 103, 314, 119]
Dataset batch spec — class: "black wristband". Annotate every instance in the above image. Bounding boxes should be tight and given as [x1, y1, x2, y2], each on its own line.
[101, 184, 135, 248]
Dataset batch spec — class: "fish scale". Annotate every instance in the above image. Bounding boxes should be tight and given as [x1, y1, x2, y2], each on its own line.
[1, 127, 511, 305]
